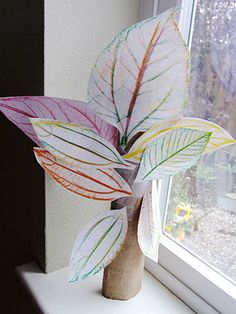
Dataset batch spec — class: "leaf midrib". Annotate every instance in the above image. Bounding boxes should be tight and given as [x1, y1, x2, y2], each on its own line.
[142, 131, 211, 180]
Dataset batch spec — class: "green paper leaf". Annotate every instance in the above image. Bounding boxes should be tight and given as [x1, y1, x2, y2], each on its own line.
[135, 128, 211, 182]
[69, 209, 128, 282]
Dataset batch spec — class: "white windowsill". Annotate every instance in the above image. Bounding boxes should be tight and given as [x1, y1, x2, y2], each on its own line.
[16, 262, 194, 314]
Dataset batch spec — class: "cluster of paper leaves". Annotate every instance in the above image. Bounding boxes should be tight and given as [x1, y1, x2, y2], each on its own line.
[126, 117, 235, 182]
[0, 8, 235, 283]
[0, 97, 133, 201]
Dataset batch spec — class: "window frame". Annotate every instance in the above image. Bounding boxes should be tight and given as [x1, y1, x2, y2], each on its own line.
[141, 1, 236, 313]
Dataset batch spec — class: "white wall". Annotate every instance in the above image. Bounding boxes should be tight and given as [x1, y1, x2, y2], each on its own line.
[44, 0, 141, 272]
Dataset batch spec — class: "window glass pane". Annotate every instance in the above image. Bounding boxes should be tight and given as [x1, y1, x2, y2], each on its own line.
[165, 146, 236, 283]
[188, 0, 236, 135]
[164, 0, 236, 284]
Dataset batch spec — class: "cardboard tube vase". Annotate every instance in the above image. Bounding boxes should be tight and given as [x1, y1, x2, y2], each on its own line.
[102, 169, 148, 300]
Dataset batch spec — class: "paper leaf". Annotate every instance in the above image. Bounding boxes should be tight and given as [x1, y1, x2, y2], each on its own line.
[135, 128, 211, 182]
[173, 118, 235, 153]
[88, 9, 189, 147]
[31, 119, 132, 169]
[34, 148, 132, 201]
[0, 96, 117, 146]
[138, 181, 161, 262]
[69, 208, 128, 282]
[124, 119, 178, 162]
[125, 118, 235, 162]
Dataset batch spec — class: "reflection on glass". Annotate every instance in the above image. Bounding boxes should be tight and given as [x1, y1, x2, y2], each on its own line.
[165, 144, 236, 283]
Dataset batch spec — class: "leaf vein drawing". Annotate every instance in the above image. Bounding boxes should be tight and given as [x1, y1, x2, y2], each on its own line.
[34, 148, 132, 201]
[36, 123, 120, 164]
[88, 9, 189, 145]
[0, 102, 35, 118]
[127, 88, 172, 138]
[98, 169, 123, 189]
[148, 48, 175, 66]
[110, 47, 123, 126]
[135, 128, 211, 182]
[31, 119, 131, 169]
[0, 96, 118, 146]
[18, 98, 44, 116]
[70, 217, 111, 265]
[87, 91, 116, 115]
[34, 98, 58, 119]
[137, 32, 148, 51]
[55, 123, 122, 161]
[140, 61, 179, 86]
[48, 167, 122, 195]
[87, 222, 124, 276]
[124, 42, 141, 70]
[69, 209, 127, 282]
[41, 141, 106, 167]
[91, 74, 114, 103]
[75, 218, 119, 279]
[124, 22, 163, 140]
[96, 69, 112, 86]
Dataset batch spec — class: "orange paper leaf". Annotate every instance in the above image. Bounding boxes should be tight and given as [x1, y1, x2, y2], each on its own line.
[34, 148, 132, 201]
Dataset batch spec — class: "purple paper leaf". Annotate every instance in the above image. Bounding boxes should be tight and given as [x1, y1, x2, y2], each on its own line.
[0, 96, 117, 146]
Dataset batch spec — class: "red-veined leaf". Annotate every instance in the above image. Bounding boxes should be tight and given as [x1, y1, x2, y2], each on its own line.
[34, 148, 132, 201]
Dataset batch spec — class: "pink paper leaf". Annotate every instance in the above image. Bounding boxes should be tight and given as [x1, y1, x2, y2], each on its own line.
[0, 96, 117, 146]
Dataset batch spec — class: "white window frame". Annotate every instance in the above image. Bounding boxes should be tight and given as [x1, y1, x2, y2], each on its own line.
[141, 1, 236, 313]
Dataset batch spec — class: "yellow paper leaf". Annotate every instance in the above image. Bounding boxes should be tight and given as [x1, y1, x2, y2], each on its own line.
[125, 117, 235, 162]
